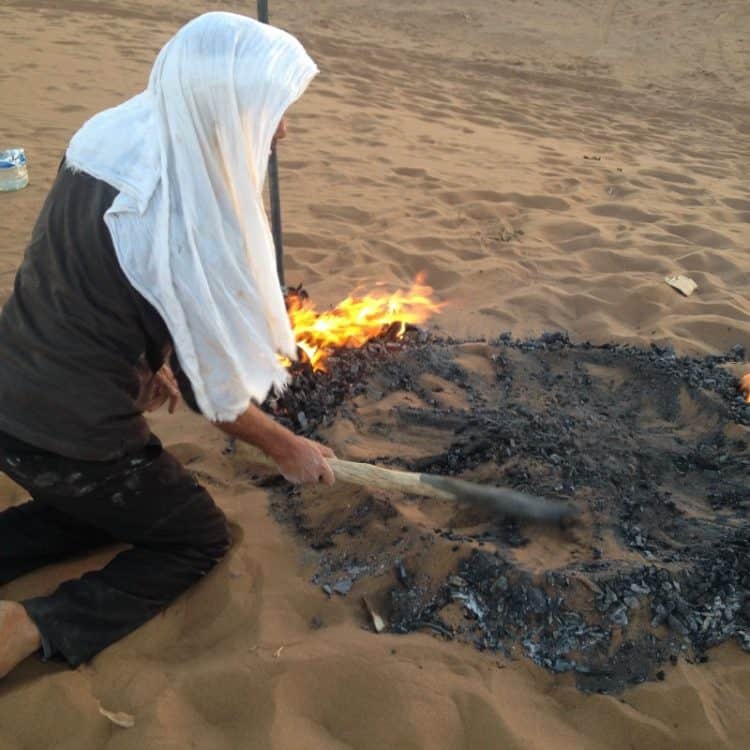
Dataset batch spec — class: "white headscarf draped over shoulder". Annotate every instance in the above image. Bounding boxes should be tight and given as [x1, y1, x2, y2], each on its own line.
[65, 12, 318, 421]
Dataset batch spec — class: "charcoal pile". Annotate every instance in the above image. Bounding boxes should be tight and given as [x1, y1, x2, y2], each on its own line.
[263, 331, 750, 693]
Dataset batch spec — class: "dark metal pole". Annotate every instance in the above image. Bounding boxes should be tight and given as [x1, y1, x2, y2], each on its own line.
[257, 0, 285, 288]
[267, 146, 285, 288]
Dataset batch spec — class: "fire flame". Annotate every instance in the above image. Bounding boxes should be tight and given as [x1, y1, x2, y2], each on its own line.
[283, 275, 441, 371]
[741, 373, 750, 404]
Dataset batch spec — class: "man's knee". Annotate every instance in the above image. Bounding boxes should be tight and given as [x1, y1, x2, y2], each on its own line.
[207, 518, 231, 561]
[198, 506, 231, 563]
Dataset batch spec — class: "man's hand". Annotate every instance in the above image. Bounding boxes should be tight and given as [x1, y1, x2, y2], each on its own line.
[271, 436, 335, 485]
[216, 403, 336, 486]
[146, 365, 180, 414]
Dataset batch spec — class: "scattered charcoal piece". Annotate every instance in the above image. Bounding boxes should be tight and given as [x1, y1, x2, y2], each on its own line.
[396, 560, 410, 586]
[332, 579, 353, 596]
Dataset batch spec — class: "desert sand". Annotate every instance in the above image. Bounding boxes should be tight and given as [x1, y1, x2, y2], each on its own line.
[0, 1, 749, 748]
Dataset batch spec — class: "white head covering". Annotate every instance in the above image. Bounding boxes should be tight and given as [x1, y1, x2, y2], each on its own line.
[65, 12, 318, 421]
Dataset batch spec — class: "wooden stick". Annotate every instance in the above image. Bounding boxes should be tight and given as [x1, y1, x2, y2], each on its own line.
[238, 445, 576, 524]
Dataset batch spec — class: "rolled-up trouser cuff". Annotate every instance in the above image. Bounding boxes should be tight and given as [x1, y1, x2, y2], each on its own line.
[21, 599, 56, 662]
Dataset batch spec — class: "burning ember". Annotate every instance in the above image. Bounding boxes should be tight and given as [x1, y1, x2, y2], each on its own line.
[741, 373, 750, 403]
[284, 275, 442, 371]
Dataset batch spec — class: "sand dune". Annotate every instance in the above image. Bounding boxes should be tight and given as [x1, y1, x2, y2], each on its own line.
[0, 0, 749, 747]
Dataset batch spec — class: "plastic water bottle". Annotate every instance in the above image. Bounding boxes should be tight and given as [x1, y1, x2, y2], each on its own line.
[0, 148, 29, 191]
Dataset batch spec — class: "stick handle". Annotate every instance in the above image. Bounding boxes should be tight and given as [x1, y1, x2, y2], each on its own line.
[237, 445, 450, 497]
[328, 457, 454, 499]
[236, 444, 574, 523]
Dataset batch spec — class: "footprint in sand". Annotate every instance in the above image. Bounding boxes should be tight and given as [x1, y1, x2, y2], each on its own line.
[663, 224, 735, 249]
[638, 168, 697, 186]
[588, 204, 662, 223]
[308, 204, 372, 226]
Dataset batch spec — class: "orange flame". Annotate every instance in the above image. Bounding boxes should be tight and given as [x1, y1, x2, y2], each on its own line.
[283, 275, 441, 371]
[741, 373, 750, 404]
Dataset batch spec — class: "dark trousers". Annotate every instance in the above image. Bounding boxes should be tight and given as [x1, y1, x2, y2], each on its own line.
[0, 431, 229, 667]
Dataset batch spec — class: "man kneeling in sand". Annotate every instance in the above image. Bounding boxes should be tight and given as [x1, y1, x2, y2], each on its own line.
[0, 13, 332, 678]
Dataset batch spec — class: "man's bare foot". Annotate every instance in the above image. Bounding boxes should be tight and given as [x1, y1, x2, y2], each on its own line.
[0, 601, 42, 678]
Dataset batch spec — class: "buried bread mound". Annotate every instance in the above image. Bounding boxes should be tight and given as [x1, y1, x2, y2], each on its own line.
[255, 331, 750, 693]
